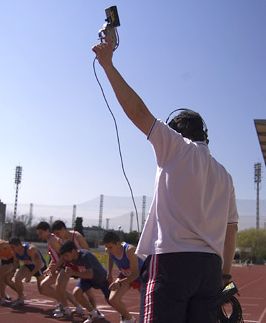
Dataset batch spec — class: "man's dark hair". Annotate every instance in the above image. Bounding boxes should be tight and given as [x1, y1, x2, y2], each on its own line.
[59, 240, 77, 255]
[51, 220, 66, 232]
[9, 237, 22, 246]
[103, 231, 120, 244]
[36, 221, 50, 231]
[168, 110, 209, 144]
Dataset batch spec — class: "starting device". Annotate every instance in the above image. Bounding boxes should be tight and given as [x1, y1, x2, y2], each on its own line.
[98, 6, 120, 51]
[221, 281, 238, 304]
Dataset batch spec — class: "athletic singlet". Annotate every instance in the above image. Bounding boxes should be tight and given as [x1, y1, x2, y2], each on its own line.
[110, 242, 143, 277]
[47, 234, 60, 263]
[63, 231, 83, 272]
[71, 231, 82, 249]
[61, 230, 82, 249]
[15, 242, 46, 267]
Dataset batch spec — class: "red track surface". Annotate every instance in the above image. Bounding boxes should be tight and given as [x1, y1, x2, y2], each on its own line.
[0, 265, 266, 323]
[0, 278, 139, 323]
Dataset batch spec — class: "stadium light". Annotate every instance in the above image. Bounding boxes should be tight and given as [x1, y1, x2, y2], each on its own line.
[12, 166, 23, 235]
[254, 163, 262, 230]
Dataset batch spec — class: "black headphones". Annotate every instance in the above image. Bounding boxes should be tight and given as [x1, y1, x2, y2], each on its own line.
[166, 108, 209, 144]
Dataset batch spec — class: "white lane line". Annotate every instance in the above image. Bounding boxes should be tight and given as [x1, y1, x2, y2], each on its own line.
[258, 306, 266, 323]
[239, 277, 264, 291]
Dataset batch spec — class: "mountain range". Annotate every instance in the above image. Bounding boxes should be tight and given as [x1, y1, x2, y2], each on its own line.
[5, 196, 266, 232]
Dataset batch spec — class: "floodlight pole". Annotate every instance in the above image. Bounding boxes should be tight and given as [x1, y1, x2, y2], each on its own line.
[72, 204, 77, 228]
[254, 163, 262, 230]
[12, 166, 22, 236]
[98, 194, 104, 228]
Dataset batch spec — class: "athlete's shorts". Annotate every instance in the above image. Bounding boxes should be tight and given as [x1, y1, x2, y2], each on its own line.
[77, 278, 110, 299]
[25, 264, 47, 277]
[1, 258, 14, 265]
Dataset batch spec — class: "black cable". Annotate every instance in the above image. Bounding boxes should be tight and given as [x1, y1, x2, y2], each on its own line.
[93, 57, 140, 234]
[218, 296, 244, 323]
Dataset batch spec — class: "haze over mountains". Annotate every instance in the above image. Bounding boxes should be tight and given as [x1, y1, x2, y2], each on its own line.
[5, 196, 266, 232]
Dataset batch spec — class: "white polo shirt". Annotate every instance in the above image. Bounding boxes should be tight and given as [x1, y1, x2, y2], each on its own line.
[136, 120, 238, 260]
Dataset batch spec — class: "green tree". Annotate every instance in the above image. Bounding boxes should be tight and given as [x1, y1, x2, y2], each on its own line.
[237, 228, 266, 262]
[26, 225, 39, 241]
[13, 221, 27, 239]
[123, 231, 140, 246]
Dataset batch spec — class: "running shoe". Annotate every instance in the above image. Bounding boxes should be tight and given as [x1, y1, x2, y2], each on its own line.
[11, 298, 25, 307]
[83, 309, 105, 323]
[53, 306, 72, 318]
[74, 305, 84, 316]
[0, 299, 7, 306]
[52, 303, 63, 314]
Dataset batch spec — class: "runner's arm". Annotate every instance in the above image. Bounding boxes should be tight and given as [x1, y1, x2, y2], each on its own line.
[108, 253, 114, 275]
[45, 237, 62, 271]
[28, 247, 43, 276]
[119, 246, 139, 285]
[107, 253, 114, 283]
[50, 236, 62, 254]
[50, 256, 64, 272]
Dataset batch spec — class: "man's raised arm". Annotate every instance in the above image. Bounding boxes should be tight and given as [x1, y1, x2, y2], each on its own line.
[92, 41, 156, 136]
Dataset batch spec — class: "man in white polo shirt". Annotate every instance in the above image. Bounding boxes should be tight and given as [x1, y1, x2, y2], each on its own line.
[92, 40, 238, 323]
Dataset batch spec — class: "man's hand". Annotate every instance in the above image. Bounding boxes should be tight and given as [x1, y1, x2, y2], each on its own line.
[92, 40, 113, 70]
[109, 279, 129, 291]
[44, 265, 57, 277]
[43, 268, 50, 276]
[109, 280, 121, 291]
[222, 274, 232, 288]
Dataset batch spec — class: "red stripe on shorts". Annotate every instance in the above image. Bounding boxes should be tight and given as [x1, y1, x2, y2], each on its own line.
[143, 255, 158, 322]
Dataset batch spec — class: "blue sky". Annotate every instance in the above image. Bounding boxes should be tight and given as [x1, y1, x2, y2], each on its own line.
[0, 0, 265, 206]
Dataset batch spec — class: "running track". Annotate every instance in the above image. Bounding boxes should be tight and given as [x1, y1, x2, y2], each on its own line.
[0, 265, 266, 323]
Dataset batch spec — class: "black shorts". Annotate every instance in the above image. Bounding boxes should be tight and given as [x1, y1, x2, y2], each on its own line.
[140, 252, 222, 323]
[78, 278, 110, 299]
[1, 258, 14, 265]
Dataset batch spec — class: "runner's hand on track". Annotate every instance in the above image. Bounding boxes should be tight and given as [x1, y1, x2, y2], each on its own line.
[109, 280, 122, 291]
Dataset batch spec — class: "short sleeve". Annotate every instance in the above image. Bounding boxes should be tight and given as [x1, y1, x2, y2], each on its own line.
[228, 186, 239, 224]
[148, 119, 190, 167]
